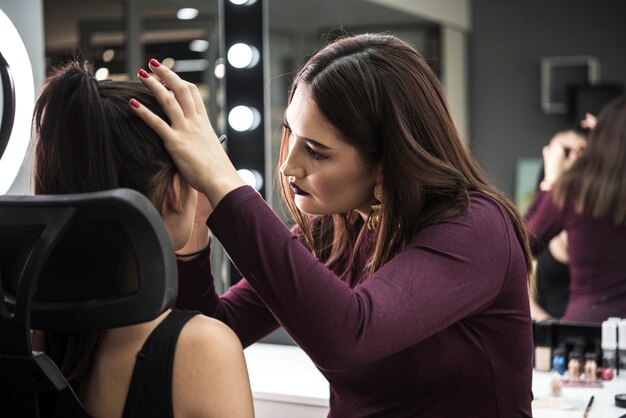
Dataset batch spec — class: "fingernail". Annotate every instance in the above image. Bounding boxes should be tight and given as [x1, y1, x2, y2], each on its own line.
[149, 58, 161, 68]
[129, 98, 140, 108]
[138, 69, 150, 78]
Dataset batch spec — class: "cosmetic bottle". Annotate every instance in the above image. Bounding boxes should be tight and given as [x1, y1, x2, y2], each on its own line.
[568, 350, 581, 381]
[584, 352, 597, 382]
[552, 347, 567, 375]
[619, 319, 626, 375]
[602, 319, 618, 371]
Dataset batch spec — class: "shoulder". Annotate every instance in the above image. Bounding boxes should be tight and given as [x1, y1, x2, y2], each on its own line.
[176, 314, 244, 363]
[422, 192, 510, 237]
[172, 314, 253, 417]
[465, 191, 517, 235]
[405, 191, 515, 261]
[467, 190, 507, 219]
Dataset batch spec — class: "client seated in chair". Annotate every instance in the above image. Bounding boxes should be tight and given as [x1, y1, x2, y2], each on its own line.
[30, 62, 254, 417]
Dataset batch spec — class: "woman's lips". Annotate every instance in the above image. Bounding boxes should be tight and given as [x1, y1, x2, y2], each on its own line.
[289, 182, 309, 196]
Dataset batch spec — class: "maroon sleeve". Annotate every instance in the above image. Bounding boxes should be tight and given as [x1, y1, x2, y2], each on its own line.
[174, 243, 280, 347]
[523, 190, 566, 255]
[209, 186, 523, 370]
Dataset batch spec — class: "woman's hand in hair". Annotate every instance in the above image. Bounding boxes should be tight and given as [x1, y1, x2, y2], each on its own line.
[540, 132, 586, 191]
[580, 112, 597, 130]
[130, 60, 246, 208]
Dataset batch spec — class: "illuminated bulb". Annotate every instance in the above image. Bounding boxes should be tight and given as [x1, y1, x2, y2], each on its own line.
[227, 43, 259, 69]
[162, 57, 175, 68]
[237, 169, 263, 191]
[228, 106, 261, 131]
[94, 67, 109, 80]
[189, 39, 209, 52]
[102, 49, 115, 62]
[214, 61, 225, 79]
[177, 8, 198, 20]
[229, 0, 258, 4]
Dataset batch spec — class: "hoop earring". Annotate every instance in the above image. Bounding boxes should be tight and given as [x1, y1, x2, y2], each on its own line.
[367, 183, 383, 231]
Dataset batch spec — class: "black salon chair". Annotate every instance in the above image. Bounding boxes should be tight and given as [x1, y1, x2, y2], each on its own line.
[0, 189, 178, 417]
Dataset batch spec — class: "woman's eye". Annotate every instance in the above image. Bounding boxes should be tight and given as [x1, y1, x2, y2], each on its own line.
[305, 144, 325, 160]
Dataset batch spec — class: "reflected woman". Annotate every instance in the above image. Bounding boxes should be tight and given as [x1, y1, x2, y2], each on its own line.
[525, 96, 626, 323]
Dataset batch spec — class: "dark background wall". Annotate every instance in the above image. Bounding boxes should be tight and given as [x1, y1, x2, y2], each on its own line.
[469, 0, 626, 198]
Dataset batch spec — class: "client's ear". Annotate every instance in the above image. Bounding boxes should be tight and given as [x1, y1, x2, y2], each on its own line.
[162, 172, 186, 215]
[162, 172, 197, 250]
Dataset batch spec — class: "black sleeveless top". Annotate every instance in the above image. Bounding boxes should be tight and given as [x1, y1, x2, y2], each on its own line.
[535, 248, 570, 318]
[121, 309, 199, 418]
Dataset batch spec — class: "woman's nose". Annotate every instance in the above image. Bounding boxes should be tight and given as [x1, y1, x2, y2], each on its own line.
[280, 151, 305, 178]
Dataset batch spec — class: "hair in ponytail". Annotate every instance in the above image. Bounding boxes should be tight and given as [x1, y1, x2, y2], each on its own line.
[32, 61, 177, 398]
[34, 61, 175, 209]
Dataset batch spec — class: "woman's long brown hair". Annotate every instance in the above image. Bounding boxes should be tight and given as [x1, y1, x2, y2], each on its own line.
[555, 95, 626, 225]
[278, 33, 532, 279]
[32, 61, 175, 397]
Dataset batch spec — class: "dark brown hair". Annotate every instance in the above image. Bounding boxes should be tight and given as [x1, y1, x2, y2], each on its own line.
[555, 95, 626, 224]
[278, 33, 532, 278]
[32, 61, 175, 397]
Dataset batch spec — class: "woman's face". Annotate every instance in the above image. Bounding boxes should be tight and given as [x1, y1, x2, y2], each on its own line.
[281, 86, 381, 220]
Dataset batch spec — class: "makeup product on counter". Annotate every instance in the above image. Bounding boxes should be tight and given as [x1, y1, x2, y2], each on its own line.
[617, 319, 626, 376]
[568, 351, 581, 381]
[552, 347, 567, 375]
[582, 395, 594, 418]
[584, 353, 597, 382]
[596, 367, 614, 381]
[602, 319, 618, 370]
[549, 372, 562, 397]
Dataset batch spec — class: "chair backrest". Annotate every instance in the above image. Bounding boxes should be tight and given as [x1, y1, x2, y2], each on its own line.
[0, 189, 178, 417]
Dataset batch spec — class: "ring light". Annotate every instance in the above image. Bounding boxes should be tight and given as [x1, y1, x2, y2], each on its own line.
[0, 9, 35, 194]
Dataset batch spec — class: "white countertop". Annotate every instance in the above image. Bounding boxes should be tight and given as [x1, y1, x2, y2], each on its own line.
[532, 370, 626, 418]
[244, 343, 626, 417]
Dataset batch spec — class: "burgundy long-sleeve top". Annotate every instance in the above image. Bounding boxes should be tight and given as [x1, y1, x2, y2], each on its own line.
[525, 189, 626, 323]
[175, 186, 533, 417]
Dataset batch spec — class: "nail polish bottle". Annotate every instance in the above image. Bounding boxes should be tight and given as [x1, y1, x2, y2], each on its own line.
[568, 350, 581, 381]
[584, 352, 597, 382]
[552, 347, 567, 375]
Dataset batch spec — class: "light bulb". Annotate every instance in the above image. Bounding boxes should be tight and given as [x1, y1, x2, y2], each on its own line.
[227, 43, 260, 69]
[228, 106, 261, 131]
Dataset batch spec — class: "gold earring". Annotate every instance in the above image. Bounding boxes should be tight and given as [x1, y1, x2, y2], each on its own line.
[367, 183, 383, 231]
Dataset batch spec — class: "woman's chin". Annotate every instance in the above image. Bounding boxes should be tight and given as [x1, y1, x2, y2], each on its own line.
[294, 198, 321, 216]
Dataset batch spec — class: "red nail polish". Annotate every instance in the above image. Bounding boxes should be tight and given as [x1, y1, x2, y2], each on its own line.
[130, 98, 140, 108]
[149, 58, 161, 68]
[138, 69, 149, 78]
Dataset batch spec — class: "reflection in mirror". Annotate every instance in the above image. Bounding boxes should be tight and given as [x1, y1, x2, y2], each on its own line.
[43, 0, 222, 131]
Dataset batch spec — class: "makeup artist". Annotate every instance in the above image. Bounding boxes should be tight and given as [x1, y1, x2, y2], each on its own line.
[130, 33, 533, 417]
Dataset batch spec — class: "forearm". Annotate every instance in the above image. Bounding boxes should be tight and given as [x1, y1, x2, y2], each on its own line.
[176, 248, 280, 347]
